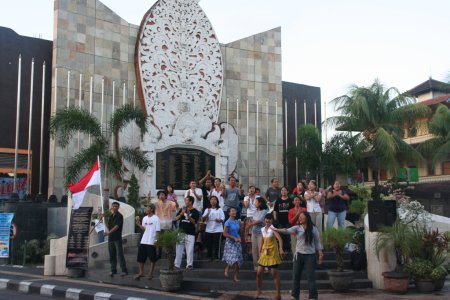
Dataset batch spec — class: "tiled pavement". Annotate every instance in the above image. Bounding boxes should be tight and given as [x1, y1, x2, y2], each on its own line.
[0, 265, 449, 300]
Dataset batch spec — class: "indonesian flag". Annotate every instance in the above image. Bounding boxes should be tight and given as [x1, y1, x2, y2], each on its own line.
[67, 160, 101, 209]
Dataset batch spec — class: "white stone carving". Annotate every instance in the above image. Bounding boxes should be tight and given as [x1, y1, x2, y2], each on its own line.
[125, 0, 239, 195]
[137, 0, 223, 134]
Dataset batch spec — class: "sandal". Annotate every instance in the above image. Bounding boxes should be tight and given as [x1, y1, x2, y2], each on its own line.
[134, 274, 143, 280]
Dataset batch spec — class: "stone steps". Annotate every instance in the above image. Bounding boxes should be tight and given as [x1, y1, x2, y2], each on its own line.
[87, 249, 373, 291]
[87, 268, 372, 291]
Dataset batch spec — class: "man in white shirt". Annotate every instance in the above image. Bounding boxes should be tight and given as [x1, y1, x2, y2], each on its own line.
[210, 178, 225, 208]
[184, 180, 203, 212]
[134, 204, 160, 280]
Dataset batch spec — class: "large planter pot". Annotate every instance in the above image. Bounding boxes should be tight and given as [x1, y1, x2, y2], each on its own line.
[382, 271, 409, 294]
[159, 269, 183, 291]
[434, 278, 445, 291]
[327, 270, 353, 291]
[415, 279, 435, 293]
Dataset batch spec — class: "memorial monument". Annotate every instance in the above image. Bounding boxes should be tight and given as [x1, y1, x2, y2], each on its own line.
[49, 0, 283, 197]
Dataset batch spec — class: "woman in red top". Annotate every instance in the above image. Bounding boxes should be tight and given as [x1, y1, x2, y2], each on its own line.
[287, 196, 307, 253]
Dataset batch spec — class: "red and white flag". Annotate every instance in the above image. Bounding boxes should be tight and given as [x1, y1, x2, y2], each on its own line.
[67, 160, 101, 209]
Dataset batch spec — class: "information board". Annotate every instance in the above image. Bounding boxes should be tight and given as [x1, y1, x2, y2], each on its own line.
[66, 207, 93, 269]
[156, 148, 215, 190]
[0, 213, 14, 258]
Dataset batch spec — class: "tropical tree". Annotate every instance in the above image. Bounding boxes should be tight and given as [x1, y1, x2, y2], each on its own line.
[127, 173, 140, 208]
[322, 133, 367, 185]
[326, 79, 431, 199]
[50, 104, 150, 184]
[285, 124, 322, 180]
[417, 104, 450, 167]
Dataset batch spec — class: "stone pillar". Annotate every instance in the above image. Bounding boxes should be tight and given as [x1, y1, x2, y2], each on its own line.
[364, 215, 396, 289]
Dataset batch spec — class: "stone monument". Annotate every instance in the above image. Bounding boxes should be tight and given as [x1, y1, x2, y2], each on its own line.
[118, 0, 238, 193]
[49, 0, 283, 197]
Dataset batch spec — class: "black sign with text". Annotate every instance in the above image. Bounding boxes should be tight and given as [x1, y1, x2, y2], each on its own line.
[156, 148, 216, 190]
[66, 207, 93, 269]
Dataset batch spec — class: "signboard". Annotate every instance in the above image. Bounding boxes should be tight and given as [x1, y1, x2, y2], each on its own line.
[0, 213, 14, 258]
[66, 207, 93, 269]
[156, 148, 216, 190]
[0, 178, 27, 199]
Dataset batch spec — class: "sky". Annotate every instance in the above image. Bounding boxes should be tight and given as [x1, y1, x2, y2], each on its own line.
[1, 0, 450, 120]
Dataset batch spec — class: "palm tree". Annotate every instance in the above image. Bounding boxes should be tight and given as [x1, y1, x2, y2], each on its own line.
[326, 79, 431, 199]
[50, 104, 150, 184]
[285, 124, 322, 180]
[417, 104, 450, 167]
[322, 133, 368, 186]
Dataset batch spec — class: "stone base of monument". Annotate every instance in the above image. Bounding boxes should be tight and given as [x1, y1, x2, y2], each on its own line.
[86, 245, 373, 292]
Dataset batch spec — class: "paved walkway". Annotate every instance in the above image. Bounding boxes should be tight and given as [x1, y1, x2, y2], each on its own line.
[217, 288, 450, 299]
[0, 264, 449, 300]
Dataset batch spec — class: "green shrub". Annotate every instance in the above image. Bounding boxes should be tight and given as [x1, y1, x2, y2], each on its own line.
[431, 266, 448, 280]
[322, 227, 354, 272]
[404, 258, 434, 279]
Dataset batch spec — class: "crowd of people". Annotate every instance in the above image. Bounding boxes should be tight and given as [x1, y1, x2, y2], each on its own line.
[104, 172, 350, 300]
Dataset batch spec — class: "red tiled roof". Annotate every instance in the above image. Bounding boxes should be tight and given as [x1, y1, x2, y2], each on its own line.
[421, 93, 450, 106]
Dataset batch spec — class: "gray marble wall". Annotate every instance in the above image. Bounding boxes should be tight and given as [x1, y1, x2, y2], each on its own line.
[220, 28, 284, 192]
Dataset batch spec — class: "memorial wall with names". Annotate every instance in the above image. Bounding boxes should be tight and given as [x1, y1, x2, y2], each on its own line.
[156, 148, 215, 190]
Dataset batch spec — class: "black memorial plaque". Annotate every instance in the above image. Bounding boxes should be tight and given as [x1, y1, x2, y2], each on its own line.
[156, 148, 215, 190]
[66, 207, 93, 269]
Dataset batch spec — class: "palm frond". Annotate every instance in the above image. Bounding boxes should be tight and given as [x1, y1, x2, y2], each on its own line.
[432, 141, 450, 165]
[103, 154, 123, 179]
[50, 106, 102, 148]
[110, 104, 148, 137]
[66, 139, 108, 184]
[391, 103, 431, 127]
[372, 127, 397, 164]
[393, 135, 424, 166]
[417, 137, 446, 159]
[119, 146, 151, 171]
[429, 105, 450, 138]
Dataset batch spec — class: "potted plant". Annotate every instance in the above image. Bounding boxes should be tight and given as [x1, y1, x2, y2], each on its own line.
[406, 227, 450, 292]
[431, 266, 448, 291]
[157, 229, 184, 291]
[347, 184, 371, 226]
[374, 219, 412, 293]
[321, 227, 354, 291]
[404, 258, 435, 293]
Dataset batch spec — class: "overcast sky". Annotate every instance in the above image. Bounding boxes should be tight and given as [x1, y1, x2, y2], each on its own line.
[1, 0, 450, 119]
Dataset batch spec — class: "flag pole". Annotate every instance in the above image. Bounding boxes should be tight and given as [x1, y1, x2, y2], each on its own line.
[97, 156, 105, 220]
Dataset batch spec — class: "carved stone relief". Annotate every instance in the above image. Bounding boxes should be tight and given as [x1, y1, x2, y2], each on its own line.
[120, 0, 239, 194]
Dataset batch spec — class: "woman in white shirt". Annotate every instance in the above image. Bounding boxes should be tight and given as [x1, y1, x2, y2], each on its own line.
[243, 185, 258, 245]
[202, 195, 225, 260]
[304, 180, 323, 233]
[255, 214, 284, 300]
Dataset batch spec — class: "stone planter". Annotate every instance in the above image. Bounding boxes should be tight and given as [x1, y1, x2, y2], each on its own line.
[159, 269, 183, 291]
[327, 270, 353, 291]
[382, 271, 409, 294]
[434, 278, 445, 291]
[415, 279, 435, 293]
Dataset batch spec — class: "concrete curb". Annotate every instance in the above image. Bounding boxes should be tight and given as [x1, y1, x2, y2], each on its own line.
[0, 278, 148, 300]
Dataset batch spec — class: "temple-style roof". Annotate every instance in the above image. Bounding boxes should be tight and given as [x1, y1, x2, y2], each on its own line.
[407, 78, 449, 96]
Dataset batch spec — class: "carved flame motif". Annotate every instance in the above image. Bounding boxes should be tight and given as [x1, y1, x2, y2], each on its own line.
[136, 0, 223, 136]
